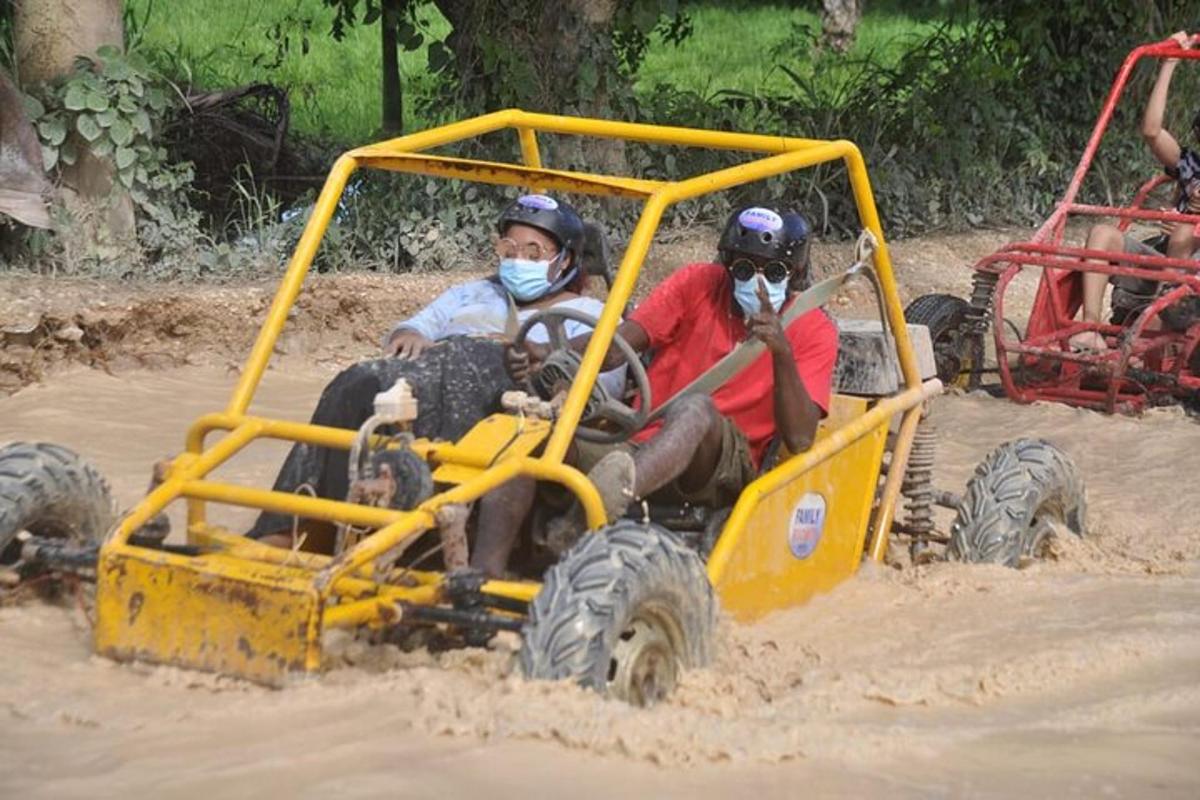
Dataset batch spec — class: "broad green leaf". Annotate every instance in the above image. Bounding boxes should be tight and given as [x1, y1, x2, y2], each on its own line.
[41, 144, 58, 172]
[96, 44, 121, 60]
[401, 29, 423, 50]
[110, 118, 134, 146]
[132, 110, 152, 135]
[428, 42, 452, 73]
[118, 167, 135, 188]
[64, 84, 88, 111]
[76, 114, 103, 142]
[146, 86, 166, 111]
[117, 94, 138, 113]
[92, 137, 114, 157]
[397, 21, 421, 49]
[115, 146, 137, 170]
[102, 58, 132, 82]
[128, 77, 145, 98]
[78, 72, 103, 92]
[85, 91, 110, 112]
[127, 52, 151, 74]
[38, 116, 67, 146]
[21, 93, 45, 119]
[96, 108, 118, 128]
[60, 140, 78, 166]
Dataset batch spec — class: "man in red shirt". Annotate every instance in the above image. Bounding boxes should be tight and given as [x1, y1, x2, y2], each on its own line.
[472, 205, 839, 577]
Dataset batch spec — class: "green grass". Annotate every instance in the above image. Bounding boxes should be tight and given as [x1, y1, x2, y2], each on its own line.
[636, 0, 967, 98]
[125, 0, 961, 145]
[125, 0, 449, 143]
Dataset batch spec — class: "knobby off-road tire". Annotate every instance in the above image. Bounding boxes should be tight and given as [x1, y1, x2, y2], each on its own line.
[0, 442, 116, 562]
[947, 438, 1086, 567]
[906, 293, 975, 388]
[520, 520, 715, 706]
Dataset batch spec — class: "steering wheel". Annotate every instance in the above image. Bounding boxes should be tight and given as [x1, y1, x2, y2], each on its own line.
[514, 307, 651, 444]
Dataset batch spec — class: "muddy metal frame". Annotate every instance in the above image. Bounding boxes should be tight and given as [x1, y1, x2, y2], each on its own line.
[94, 110, 937, 683]
[978, 37, 1200, 413]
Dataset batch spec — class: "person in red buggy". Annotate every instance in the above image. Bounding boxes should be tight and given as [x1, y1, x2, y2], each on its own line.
[1072, 31, 1200, 352]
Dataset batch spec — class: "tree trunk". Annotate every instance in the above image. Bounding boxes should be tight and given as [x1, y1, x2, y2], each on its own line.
[821, 0, 861, 53]
[431, 0, 627, 172]
[13, 0, 135, 242]
[381, 0, 403, 136]
[431, 0, 490, 106]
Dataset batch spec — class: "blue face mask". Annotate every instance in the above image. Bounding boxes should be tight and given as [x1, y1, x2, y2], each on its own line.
[733, 275, 787, 318]
[499, 257, 553, 301]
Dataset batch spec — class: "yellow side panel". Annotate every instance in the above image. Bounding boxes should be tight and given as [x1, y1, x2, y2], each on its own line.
[821, 394, 873, 437]
[94, 546, 319, 687]
[712, 397, 887, 622]
[432, 413, 550, 485]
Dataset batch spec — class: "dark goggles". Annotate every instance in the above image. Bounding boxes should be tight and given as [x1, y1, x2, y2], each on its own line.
[727, 256, 790, 284]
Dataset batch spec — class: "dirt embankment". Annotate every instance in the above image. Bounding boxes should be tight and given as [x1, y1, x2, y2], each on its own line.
[0, 227, 1021, 395]
[0, 272, 458, 394]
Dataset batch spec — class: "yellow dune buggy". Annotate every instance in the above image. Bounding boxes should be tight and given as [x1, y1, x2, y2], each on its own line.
[0, 111, 1088, 704]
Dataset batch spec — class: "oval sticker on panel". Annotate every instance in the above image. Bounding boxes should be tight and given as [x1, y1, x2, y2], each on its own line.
[788, 492, 827, 559]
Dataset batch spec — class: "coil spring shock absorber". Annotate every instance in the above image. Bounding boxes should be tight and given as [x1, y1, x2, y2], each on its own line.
[963, 270, 999, 389]
[901, 413, 938, 561]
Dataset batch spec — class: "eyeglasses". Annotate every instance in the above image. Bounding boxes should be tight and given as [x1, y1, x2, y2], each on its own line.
[492, 234, 559, 263]
[727, 256, 790, 284]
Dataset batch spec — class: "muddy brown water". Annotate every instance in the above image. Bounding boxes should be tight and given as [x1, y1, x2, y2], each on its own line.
[1, 363, 1199, 798]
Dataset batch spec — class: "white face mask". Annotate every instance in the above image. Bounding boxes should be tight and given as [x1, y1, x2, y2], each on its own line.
[733, 275, 786, 317]
[499, 256, 554, 301]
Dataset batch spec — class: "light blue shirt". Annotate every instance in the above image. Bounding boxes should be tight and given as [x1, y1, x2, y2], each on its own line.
[386, 279, 627, 397]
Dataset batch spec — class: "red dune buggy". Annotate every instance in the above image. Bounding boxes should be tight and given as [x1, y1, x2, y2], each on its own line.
[908, 35, 1200, 413]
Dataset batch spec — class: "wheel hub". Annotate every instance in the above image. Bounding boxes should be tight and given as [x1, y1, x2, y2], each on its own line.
[608, 612, 682, 706]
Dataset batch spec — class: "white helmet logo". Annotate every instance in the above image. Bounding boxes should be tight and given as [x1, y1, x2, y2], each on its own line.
[738, 207, 783, 232]
[518, 194, 558, 210]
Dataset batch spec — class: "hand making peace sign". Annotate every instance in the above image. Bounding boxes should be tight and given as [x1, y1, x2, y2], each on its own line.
[745, 276, 791, 357]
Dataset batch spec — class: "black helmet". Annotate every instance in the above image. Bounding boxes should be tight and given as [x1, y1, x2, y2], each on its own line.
[497, 194, 585, 267]
[718, 205, 811, 274]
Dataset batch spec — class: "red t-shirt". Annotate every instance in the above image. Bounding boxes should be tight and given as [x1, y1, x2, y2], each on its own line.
[629, 262, 838, 468]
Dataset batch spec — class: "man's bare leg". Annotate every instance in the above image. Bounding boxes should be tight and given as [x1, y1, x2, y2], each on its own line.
[1166, 222, 1196, 264]
[472, 476, 536, 578]
[476, 395, 727, 575]
[543, 395, 725, 550]
[1070, 223, 1123, 351]
[628, 394, 725, 499]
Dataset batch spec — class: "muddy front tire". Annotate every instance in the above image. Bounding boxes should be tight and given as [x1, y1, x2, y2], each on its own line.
[947, 438, 1085, 567]
[520, 520, 715, 706]
[0, 442, 116, 563]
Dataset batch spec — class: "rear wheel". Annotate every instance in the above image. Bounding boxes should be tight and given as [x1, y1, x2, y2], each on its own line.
[520, 520, 715, 706]
[947, 439, 1085, 567]
[906, 293, 976, 388]
[0, 442, 116, 564]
